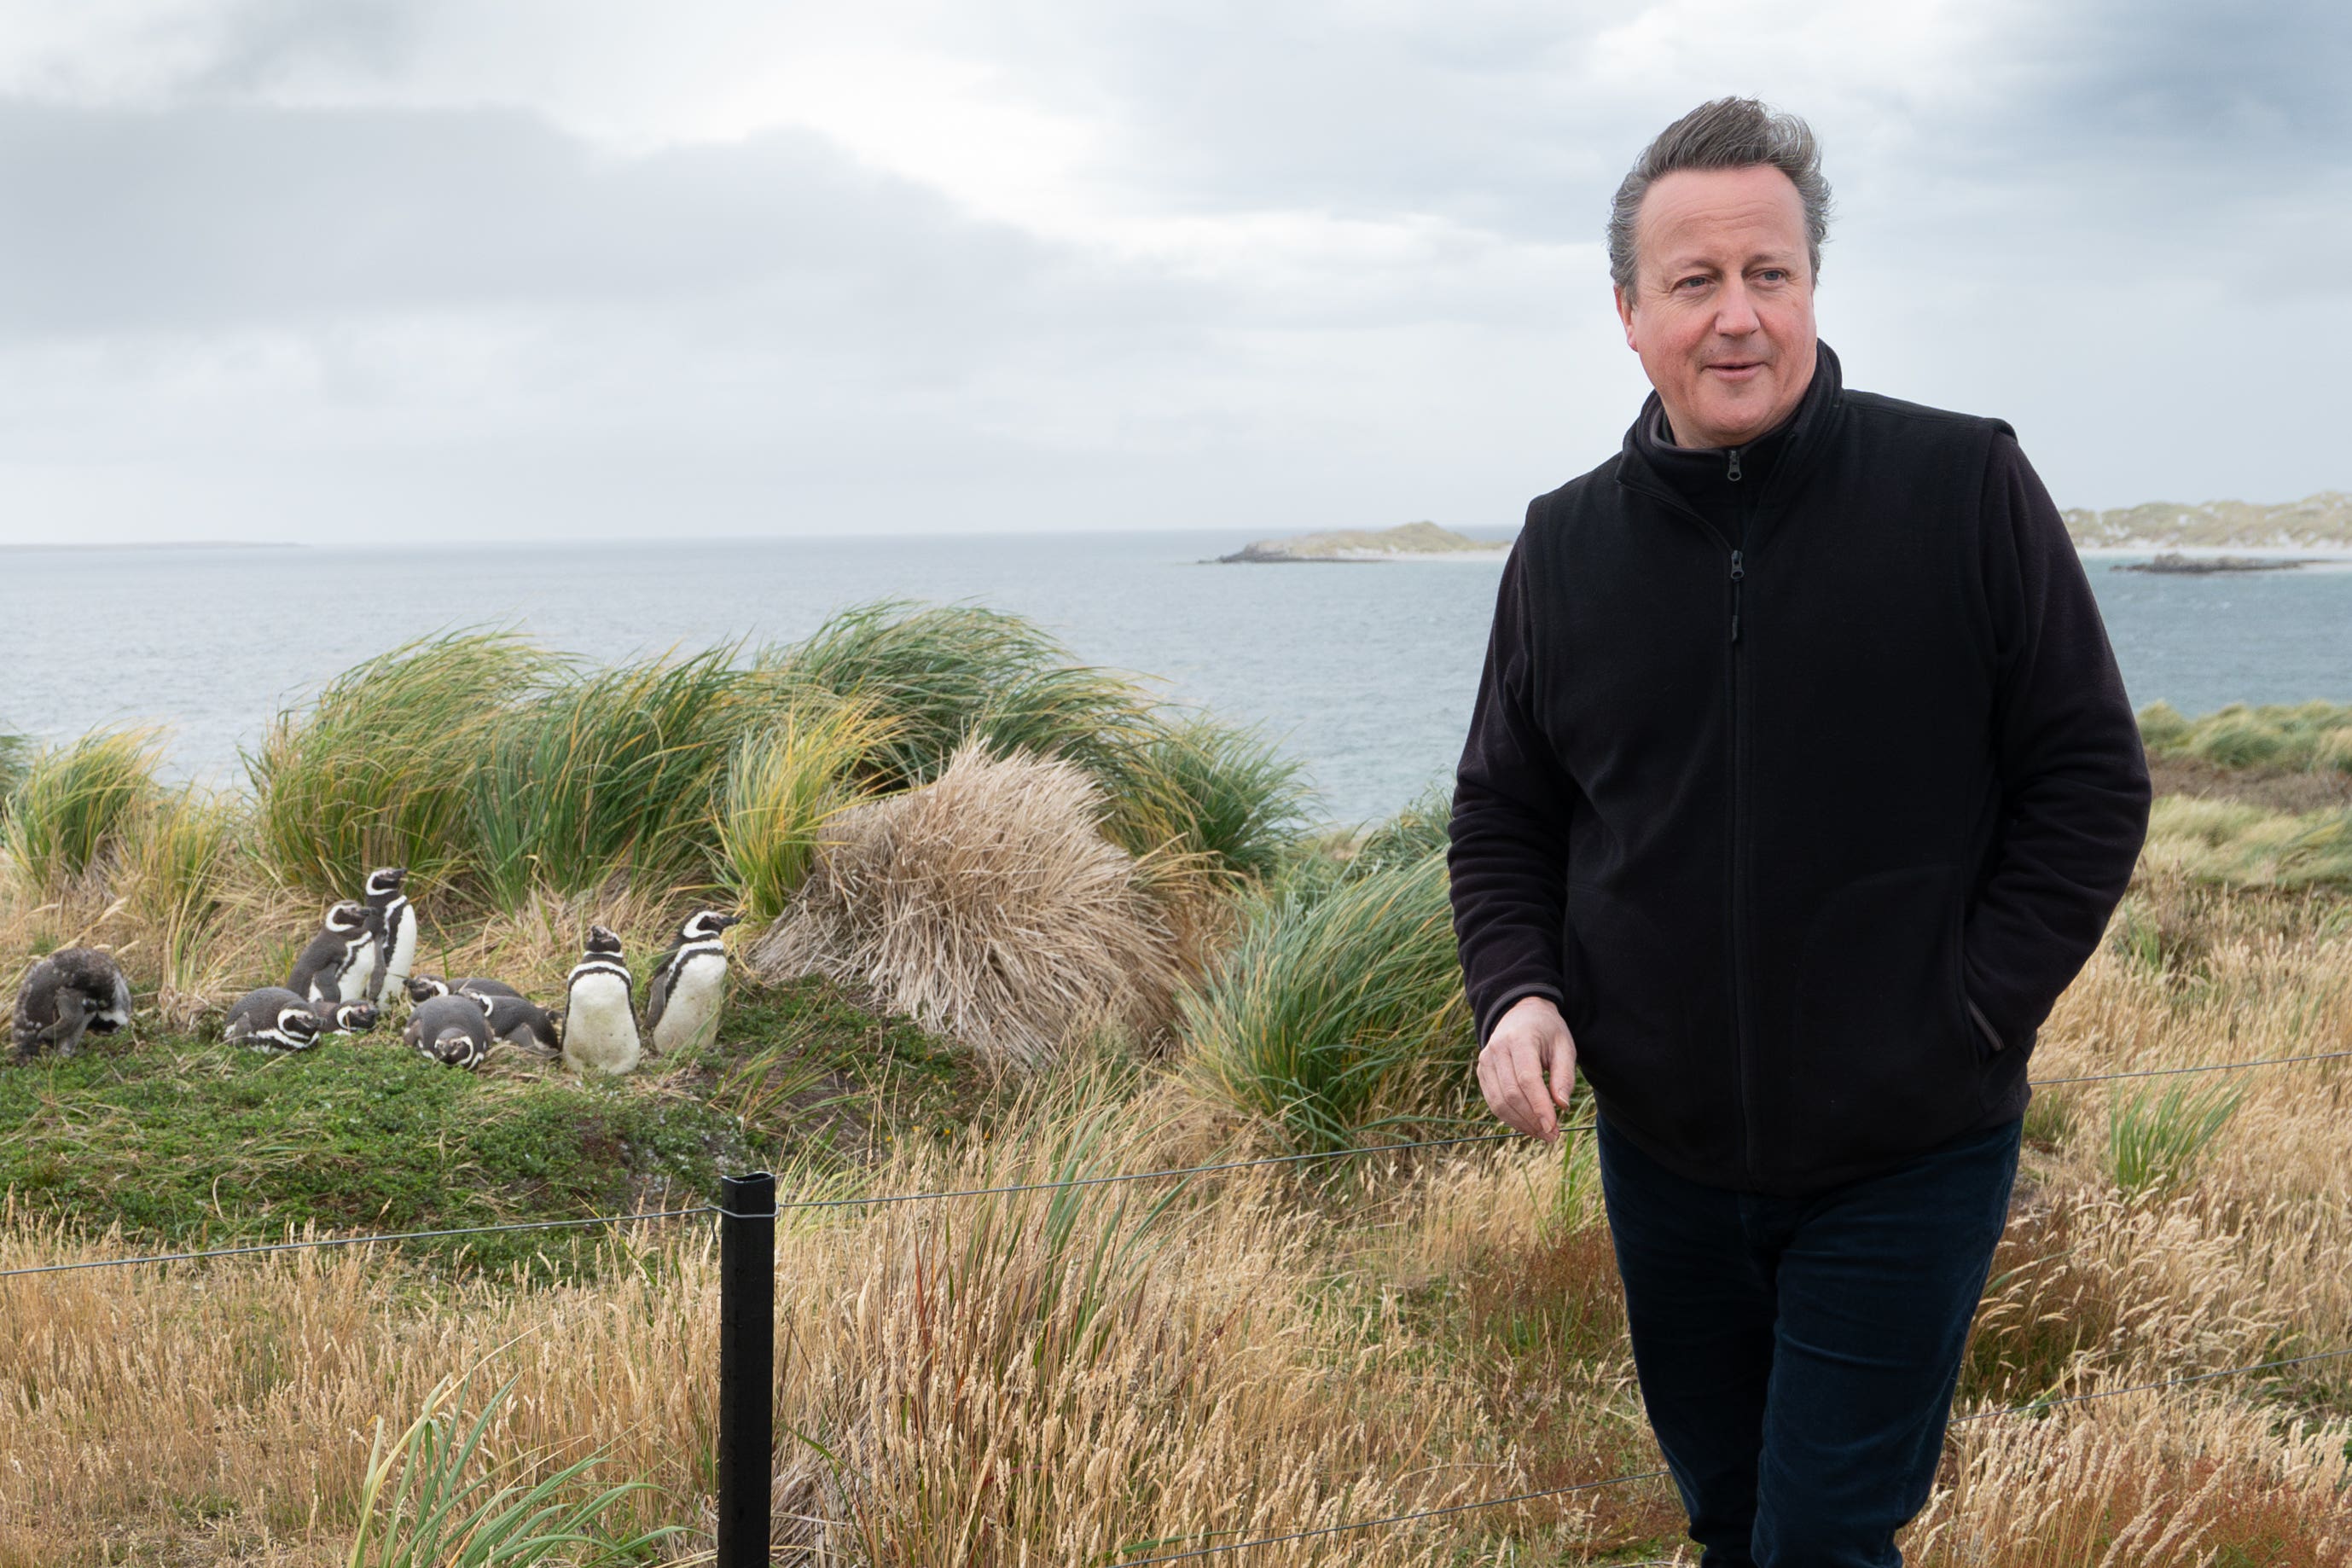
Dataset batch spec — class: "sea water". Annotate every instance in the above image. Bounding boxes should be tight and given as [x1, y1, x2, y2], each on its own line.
[2, 533, 2346, 827]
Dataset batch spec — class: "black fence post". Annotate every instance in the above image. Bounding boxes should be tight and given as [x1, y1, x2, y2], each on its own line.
[717, 1170, 775, 1568]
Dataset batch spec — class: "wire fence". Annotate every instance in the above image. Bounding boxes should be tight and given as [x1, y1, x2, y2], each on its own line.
[9, 1040, 2349, 1562]
[10, 1043, 2342, 1281]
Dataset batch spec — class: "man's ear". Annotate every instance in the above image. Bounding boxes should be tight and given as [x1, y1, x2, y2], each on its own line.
[1614, 283, 1639, 351]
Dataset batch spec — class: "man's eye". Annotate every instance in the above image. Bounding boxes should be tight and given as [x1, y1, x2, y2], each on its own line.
[1676, 276, 1710, 289]
[1757, 270, 1787, 282]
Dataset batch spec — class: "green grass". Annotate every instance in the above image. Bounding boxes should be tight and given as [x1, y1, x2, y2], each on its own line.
[0, 978, 990, 1278]
[0, 729, 29, 814]
[1106, 715, 1313, 881]
[247, 632, 557, 901]
[2138, 700, 2352, 773]
[2109, 1078, 2243, 1198]
[1177, 848, 1475, 1153]
[2, 725, 166, 890]
[2140, 795, 2352, 888]
[467, 647, 776, 903]
[241, 607, 1319, 919]
[769, 601, 1163, 792]
[714, 698, 897, 926]
[350, 1377, 671, 1567]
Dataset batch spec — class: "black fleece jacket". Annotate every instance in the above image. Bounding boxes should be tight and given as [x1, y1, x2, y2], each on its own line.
[1447, 344, 2150, 1195]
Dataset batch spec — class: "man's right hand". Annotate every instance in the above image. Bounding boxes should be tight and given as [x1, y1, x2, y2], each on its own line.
[1476, 994, 1579, 1143]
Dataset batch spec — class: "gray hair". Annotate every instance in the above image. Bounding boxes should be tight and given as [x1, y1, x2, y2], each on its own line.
[1606, 97, 1831, 294]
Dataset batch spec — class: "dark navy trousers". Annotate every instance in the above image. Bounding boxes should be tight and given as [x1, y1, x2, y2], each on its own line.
[1595, 1115, 2020, 1567]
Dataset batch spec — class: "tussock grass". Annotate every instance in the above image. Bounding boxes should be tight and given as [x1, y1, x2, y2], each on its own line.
[2139, 794, 2352, 888]
[116, 786, 246, 1018]
[0, 730, 28, 812]
[2140, 699, 2352, 773]
[1177, 848, 1474, 1153]
[0, 724, 166, 893]
[714, 697, 898, 927]
[248, 632, 555, 900]
[1347, 777, 1453, 881]
[752, 743, 1180, 1070]
[467, 646, 773, 904]
[773, 601, 1162, 791]
[1106, 713, 1312, 883]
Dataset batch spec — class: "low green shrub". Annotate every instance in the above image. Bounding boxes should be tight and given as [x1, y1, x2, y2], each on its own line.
[1178, 848, 1473, 1153]
[1, 725, 166, 890]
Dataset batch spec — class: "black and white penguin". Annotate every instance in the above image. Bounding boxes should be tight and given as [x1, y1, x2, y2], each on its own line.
[404, 973, 526, 1005]
[311, 1000, 382, 1036]
[223, 986, 325, 1053]
[361, 866, 417, 1005]
[12, 948, 133, 1061]
[288, 901, 377, 1006]
[645, 909, 740, 1055]
[403, 992, 493, 1071]
[473, 991, 562, 1055]
[561, 925, 640, 1076]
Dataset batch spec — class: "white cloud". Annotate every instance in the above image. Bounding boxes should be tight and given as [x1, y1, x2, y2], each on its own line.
[0, 0, 2343, 543]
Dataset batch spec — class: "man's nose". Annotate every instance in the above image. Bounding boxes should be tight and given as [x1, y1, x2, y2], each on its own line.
[1715, 279, 1761, 336]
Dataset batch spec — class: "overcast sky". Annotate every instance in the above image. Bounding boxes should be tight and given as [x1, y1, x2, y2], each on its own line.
[0, 0, 2343, 544]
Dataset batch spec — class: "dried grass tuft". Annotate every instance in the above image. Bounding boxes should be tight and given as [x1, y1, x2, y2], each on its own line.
[751, 742, 1179, 1070]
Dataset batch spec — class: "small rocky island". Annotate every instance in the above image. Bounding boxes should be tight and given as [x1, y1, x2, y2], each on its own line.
[1217, 520, 1509, 563]
[2117, 552, 2318, 575]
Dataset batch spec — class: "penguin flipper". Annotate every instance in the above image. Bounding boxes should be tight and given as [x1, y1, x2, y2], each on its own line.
[643, 964, 672, 1035]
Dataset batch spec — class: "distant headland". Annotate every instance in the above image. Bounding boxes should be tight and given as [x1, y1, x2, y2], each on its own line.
[1219, 494, 2352, 569]
[2064, 492, 2352, 554]
[1217, 521, 1510, 563]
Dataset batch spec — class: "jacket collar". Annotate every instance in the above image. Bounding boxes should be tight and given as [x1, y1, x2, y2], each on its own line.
[1616, 340, 1845, 546]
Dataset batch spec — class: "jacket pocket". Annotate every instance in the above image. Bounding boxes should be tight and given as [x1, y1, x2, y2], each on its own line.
[1562, 883, 1715, 1152]
[1774, 864, 1985, 1169]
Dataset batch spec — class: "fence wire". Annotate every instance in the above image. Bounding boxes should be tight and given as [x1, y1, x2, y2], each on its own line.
[7, 1042, 2345, 1279]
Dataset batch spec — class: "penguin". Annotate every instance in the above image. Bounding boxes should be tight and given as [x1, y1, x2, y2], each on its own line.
[473, 991, 562, 1055]
[222, 987, 325, 1053]
[403, 992, 493, 1071]
[404, 973, 525, 1005]
[288, 901, 376, 1006]
[311, 999, 382, 1036]
[360, 866, 416, 1005]
[645, 909, 740, 1055]
[561, 924, 641, 1076]
[12, 948, 133, 1061]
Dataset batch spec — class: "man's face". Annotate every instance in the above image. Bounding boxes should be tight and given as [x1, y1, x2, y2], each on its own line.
[1614, 164, 1818, 450]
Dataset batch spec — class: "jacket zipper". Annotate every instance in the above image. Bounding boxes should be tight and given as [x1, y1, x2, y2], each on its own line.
[1616, 469, 1761, 1183]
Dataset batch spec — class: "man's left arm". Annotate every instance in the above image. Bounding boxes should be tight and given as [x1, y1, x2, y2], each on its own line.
[1964, 431, 2153, 1053]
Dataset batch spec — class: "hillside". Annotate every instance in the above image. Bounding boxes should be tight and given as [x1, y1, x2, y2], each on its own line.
[2063, 491, 2352, 550]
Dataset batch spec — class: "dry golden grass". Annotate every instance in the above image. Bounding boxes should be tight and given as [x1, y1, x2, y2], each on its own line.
[751, 744, 1184, 1071]
[5, 857, 2352, 1563]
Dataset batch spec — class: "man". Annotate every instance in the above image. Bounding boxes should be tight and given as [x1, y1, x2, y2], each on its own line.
[1446, 98, 2149, 1565]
